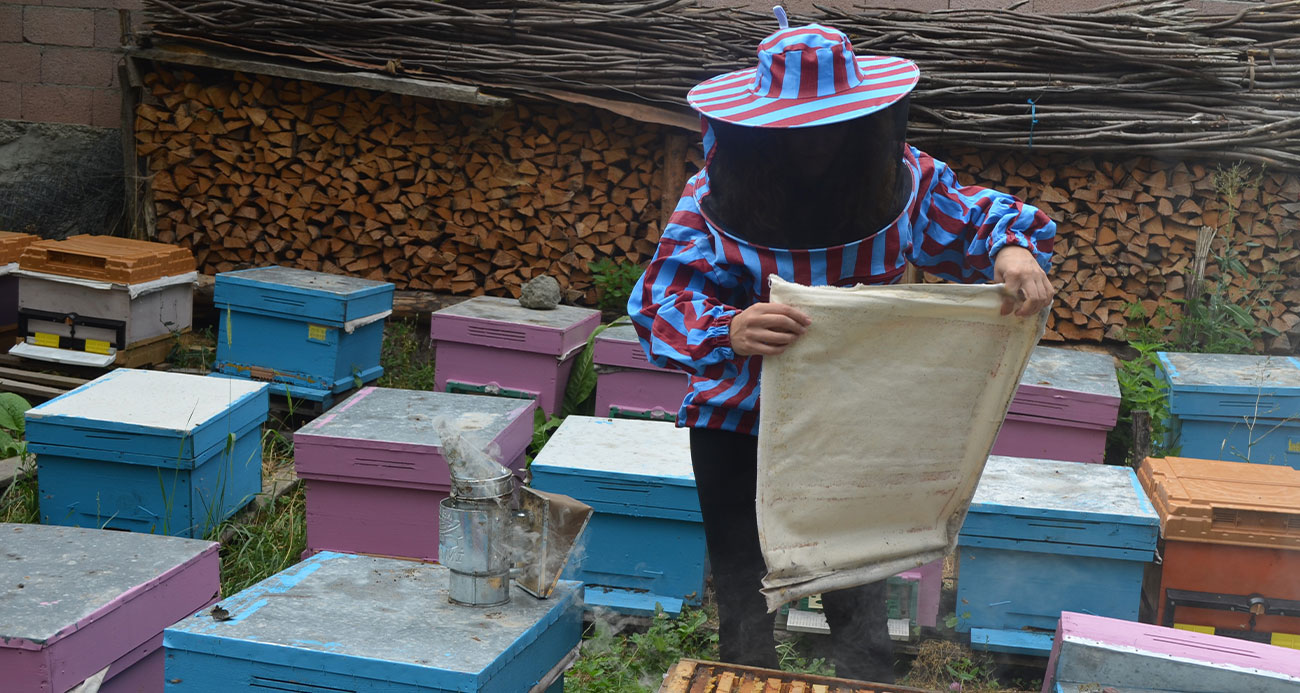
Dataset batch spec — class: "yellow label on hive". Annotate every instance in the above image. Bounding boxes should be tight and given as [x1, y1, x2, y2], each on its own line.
[1272, 632, 1300, 650]
[32, 332, 59, 348]
[83, 339, 111, 355]
[1174, 623, 1216, 635]
[308, 324, 329, 341]
[1289, 439, 1300, 453]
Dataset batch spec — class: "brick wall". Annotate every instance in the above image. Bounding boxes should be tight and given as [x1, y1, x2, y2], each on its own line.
[0, 0, 142, 128]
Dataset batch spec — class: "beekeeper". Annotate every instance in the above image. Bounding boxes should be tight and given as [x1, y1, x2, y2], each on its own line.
[627, 8, 1056, 683]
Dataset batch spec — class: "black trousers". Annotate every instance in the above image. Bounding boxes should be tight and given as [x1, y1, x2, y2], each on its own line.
[690, 427, 896, 683]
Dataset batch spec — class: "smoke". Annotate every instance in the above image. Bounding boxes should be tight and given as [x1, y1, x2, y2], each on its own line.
[434, 416, 510, 481]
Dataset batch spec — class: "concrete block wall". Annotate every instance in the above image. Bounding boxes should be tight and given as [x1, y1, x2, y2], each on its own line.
[0, 0, 142, 129]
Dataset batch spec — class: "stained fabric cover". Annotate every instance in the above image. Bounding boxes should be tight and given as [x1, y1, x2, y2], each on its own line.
[756, 277, 1045, 611]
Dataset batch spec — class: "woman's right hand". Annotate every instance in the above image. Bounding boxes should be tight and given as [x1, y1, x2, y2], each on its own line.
[729, 303, 812, 356]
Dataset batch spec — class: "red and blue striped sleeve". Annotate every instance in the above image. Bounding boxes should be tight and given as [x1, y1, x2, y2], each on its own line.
[907, 146, 1056, 283]
[628, 214, 744, 382]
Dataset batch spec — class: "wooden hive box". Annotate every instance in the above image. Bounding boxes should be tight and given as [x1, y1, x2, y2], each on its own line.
[25, 369, 269, 538]
[430, 296, 601, 416]
[529, 415, 704, 616]
[294, 387, 535, 562]
[1156, 351, 1300, 469]
[0, 230, 38, 331]
[0, 523, 219, 693]
[1138, 456, 1300, 646]
[1042, 612, 1300, 692]
[20, 234, 195, 284]
[956, 455, 1159, 655]
[659, 659, 933, 693]
[163, 552, 583, 692]
[991, 346, 1120, 464]
[13, 235, 196, 367]
[213, 266, 394, 405]
[592, 322, 690, 421]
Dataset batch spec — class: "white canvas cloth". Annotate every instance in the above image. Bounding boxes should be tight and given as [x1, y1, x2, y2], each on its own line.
[756, 277, 1045, 611]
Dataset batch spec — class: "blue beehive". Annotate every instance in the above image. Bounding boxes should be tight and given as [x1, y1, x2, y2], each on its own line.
[529, 416, 705, 617]
[1157, 351, 1300, 469]
[214, 267, 394, 404]
[955, 455, 1159, 656]
[26, 369, 269, 538]
[163, 552, 582, 692]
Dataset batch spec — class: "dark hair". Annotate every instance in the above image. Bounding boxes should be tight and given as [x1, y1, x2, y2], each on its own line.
[701, 96, 911, 249]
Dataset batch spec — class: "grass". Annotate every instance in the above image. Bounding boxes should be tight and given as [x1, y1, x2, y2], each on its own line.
[568, 605, 719, 692]
[0, 456, 38, 524]
[376, 319, 436, 391]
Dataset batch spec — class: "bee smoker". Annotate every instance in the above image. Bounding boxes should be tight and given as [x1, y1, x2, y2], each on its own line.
[439, 469, 592, 607]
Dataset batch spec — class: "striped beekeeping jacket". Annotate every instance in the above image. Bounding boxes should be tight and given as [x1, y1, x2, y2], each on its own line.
[627, 138, 1056, 436]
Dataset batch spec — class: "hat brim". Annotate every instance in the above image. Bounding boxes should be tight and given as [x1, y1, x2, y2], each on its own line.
[687, 56, 919, 129]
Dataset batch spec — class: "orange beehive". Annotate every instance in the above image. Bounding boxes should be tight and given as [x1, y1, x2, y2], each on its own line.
[0, 231, 38, 265]
[658, 659, 930, 693]
[19, 234, 195, 284]
[1138, 456, 1300, 642]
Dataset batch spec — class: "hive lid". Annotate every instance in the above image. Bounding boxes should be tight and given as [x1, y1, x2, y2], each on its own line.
[219, 266, 391, 296]
[1158, 352, 1300, 419]
[297, 387, 533, 449]
[434, 296, 599, 331]
[1018, 346, 1120, 399]
[163, 553, 581, 690]
[215, 266, 394, 325]
[0, 231, 38, 265]
[529, 416, 694, 487]
[0, 523, 217, 645]
[593, 322, 673, 372]
[1137, 456, 1300, 549]
[968, 456, 1158, 528]
[25, 369, 269, 465]
[19, 234, 195, 284]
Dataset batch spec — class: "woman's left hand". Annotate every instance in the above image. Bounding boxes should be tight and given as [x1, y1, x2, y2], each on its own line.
[993, 246, 1054, 317]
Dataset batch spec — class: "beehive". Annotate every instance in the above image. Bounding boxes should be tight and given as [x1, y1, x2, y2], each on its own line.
[529, 416, 704, 616]
[294, 387, 536, 561]
[430, 296, 601, 415]
[163, 552, 582, 692]
[0, 523, 219, 693]
[658, 659, 931, 693]
[214, 266, 394, 404]
[992, 346, 1120, 463]
[0, 230, 37, 331]
[26, 369, 269, 538]
[1042, 612, 1300, 693]
[956, 455, 1159, 655]
[592, 322, 690, 420]
[12, 235, 195, 366]
[1138, 456, 1300, 644]
[1157, 351, 1300, 469]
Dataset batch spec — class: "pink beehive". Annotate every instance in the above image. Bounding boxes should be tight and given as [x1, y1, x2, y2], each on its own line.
[429, 296, 601, 415]
[992, 346, 1120, 464]
[294, 387, 535, 562]
[1043, 612, 1300, 692]
[593, 323, 690, 420]
[0, 523, 218, 693]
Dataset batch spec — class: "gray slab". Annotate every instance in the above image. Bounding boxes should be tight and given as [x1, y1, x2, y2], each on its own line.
[436, 296, 598, 330]
[1021, 346, 1119, 398]
[300, 388, 531, 447]
[595, 323, 638, 344]
[230, 266, 391, 294]
[972, 456, 1157, 519]
[166, 552, 579, 674]
[531, 416, 692, 483]
[0, 523, 216, 643]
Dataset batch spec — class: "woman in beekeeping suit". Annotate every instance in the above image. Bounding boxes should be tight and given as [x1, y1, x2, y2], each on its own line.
[629, 7, 1055, 681]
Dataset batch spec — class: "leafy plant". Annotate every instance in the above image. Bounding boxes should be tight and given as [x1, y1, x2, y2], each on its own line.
[0, 392, 31, 459]
[567, 605, 718, 693]
[775, 636, 835, 677]
[590, 259, 645, 314]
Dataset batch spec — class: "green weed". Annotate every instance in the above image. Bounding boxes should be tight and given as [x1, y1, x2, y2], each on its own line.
[775, 636, 835, 677]
[377, 320, 437, 391]
[589, 259, 644, 315]
[0, 457, 38, 524]
[567, 606, 719, 693]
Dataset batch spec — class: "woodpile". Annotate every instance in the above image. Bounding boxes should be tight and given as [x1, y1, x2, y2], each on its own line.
[138, 67, 697, 302]
[135, 65, 1300, 346]
[931, 146, 1300, 347]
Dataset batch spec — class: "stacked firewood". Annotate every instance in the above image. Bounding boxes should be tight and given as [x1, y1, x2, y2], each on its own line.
[139, 68, 691, 301]
[136, 66, 1300, 343]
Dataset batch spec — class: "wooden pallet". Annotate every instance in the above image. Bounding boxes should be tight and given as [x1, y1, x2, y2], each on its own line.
[658, 660, 934, 693]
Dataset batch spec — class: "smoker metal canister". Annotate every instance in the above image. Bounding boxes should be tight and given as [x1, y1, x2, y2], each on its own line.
[439, 471, 514, 606]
